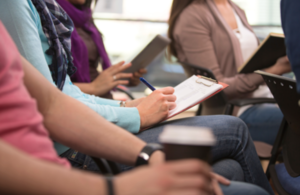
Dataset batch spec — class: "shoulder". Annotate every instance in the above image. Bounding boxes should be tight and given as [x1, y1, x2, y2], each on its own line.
[178, 0, 212, 23]
[174, 0, 213, 34]
[230, 1, 247, 18]
[0, 0, 54, 83]
[0, 0, 38, 21]
[0, 0, 41, 36]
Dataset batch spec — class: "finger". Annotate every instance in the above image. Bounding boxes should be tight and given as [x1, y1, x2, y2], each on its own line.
[212, 179, 224, 195]
[168, 189, 210, 195]
[116, 80, 129, 86]
[107, 61, 125, 73]
[168, 102, 177, 110]
[138, 68, 147, 74]
[113, 61, 126, 67]
[130, 76, 141, 82]
[170, 175, 213, 194]
[158, 87, 175, 95]
[211, 173, 230, 186]
[133, 71, 143, 78]
[115, 73, 133, 79]
[109, 61, 131, 74]
[113, 62, 132, 74]
[167, 159, 212, 178]
[164, 94, 177, 102]
[129, 78, 140, 86]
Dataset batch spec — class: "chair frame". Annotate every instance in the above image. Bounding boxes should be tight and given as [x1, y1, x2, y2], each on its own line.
[257, 70, 300, 195]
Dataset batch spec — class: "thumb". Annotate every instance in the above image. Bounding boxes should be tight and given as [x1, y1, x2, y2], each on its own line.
[212, 178, 224, 195]
[211, 173, 230, 186]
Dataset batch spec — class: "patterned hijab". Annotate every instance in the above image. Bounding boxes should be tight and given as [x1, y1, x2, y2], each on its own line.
[31, 0, 77, 90]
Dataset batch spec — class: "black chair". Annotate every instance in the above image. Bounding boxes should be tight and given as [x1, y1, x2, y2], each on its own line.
[256, 70, 300, 195]
[91, 157, 121, 176]
[179, 62, 276, 158]
[116, 86, 135, 100]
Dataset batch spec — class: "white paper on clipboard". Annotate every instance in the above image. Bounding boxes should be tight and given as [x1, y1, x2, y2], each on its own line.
[168, 75, 223, 117]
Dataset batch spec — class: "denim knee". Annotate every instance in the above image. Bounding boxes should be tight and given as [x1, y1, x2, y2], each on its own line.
[223, 115, 248, 132]
[213, 115, 250, 142]
[212, 159, 244, 181]
[220, 181, 270, 195]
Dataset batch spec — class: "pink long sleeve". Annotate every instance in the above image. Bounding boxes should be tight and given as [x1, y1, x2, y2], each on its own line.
[0, 22, 70, 168]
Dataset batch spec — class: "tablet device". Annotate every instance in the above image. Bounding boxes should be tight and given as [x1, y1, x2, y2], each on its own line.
[123, 34, 171, 73]
[238, 33, 286, 74]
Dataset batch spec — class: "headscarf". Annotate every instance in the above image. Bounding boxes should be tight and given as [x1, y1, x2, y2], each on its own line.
[56, 0, 111, 83]
[31, 0, 77, 90]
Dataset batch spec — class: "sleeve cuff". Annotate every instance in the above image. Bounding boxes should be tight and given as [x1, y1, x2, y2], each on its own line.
[113, 107, 141, 133]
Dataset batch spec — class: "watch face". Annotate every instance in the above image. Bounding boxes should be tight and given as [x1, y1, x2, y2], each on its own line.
[136, 144, 163, 166]
[139, 152, 150, 161]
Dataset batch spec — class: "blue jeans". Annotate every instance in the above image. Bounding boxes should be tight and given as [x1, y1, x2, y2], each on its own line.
[133, 115, 273, 195]
[239, 103, 283, 145]
[62, 115, 273, 195]
[62, 153, 269, 195]
[221, 181, 269, 195]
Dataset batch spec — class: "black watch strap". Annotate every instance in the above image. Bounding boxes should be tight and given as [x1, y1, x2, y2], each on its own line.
[135, 143, 163, 167]
[105, 177, 114, 195]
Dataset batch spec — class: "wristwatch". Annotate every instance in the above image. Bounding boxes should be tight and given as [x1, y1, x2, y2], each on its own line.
[119, 101, 126, 107]
[135, 143, 163, 166]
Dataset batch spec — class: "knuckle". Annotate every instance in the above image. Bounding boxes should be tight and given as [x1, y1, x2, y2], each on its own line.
[161, 104, 168, 111]
[172, 95, 177, 101]
[153, 90, 160, 95]
[160, 95, 166, 101]
[196, 177, 207, 189]
[189, 160, 203, 170]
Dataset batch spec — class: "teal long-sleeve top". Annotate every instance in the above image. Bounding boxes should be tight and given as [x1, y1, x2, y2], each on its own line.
[0, 0, 140, 154]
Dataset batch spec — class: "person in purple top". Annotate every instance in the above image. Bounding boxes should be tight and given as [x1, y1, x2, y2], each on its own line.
[58, 0, 147, 99]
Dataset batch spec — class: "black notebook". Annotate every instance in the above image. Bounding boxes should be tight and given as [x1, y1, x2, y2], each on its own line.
[123, 34, 171, 74]
[238, 33, 286, 74]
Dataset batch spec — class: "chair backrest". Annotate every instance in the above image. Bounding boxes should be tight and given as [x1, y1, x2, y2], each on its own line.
[257, 70, 300, 177]
[179, 61, 227, 115]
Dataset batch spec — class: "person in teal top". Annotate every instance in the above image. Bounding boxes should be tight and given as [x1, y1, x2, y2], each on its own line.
[1, 0, 141, 133]
[0, 1, 276, 194]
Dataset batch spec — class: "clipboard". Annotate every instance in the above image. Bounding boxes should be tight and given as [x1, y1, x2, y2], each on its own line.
[166, 75, 228, 120]
[140, 75, 228, 131]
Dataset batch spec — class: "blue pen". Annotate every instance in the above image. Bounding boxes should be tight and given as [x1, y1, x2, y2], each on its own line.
[140, 77, 156, 91]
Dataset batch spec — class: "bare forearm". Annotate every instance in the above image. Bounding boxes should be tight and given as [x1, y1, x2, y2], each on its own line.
[22, 56, 146, 165]
[45, 91, 145, 165]
[0, 140, 105, 195]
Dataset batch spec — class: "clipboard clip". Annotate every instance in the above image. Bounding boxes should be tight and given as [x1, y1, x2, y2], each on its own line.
[196, 76, 217, 87]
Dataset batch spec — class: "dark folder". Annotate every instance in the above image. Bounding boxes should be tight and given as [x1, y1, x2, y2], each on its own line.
[238, 33, 286, 74]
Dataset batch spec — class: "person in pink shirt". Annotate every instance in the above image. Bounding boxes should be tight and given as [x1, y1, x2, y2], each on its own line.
[0, 20, 69, 167]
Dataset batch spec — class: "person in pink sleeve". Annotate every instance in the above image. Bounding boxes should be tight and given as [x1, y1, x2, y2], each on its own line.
[0, 21, 70, 168]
